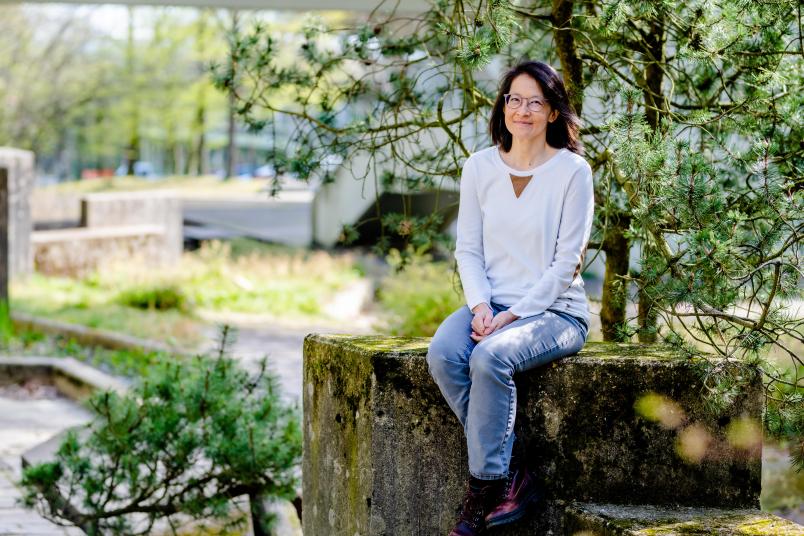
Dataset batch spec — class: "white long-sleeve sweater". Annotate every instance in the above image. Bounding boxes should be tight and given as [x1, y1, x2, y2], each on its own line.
[454, 145, 595, 324]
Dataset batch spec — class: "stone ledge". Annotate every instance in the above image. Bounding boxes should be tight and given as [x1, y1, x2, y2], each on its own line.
[303, 335, 764, 535]
[564, 502, 804, 535]
[0, 356, 128, 401]
[30, 224, 165, 242]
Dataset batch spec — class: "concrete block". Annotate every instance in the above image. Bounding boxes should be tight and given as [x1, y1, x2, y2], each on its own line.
[81, 190, 182, 264]
[30, 191, 82, 228]
[0, 147, 35, 277]
[303, 336, 764, 535]
[31, 224, 166, 276]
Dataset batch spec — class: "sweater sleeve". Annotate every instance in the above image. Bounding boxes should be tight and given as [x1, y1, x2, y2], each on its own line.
[508, 162, 595, 319]
[454, 156, 492, 311]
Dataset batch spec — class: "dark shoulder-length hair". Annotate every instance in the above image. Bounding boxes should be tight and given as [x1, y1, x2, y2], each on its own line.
[489, 60, 583, 155]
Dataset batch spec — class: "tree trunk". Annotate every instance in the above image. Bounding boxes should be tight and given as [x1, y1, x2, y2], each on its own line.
[224, 10, 239, 180]
[552, 0, 585, 115]
[637, 15, 667, 341]
[192, 10, 209, 176]
[638, 281, 658, 342]
[249, 491, 272, 536]
[601, 217, 631, 341]
[125, 7, 140, 176]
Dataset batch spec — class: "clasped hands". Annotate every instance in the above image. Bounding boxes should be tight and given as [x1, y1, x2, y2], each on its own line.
[470, 303, 519, 342]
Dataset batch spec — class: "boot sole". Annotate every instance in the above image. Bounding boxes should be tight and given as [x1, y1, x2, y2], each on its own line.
[484, 485, 544, 529]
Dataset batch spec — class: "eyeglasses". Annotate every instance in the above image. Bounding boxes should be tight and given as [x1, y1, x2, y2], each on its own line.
[504, 93, 547, 112]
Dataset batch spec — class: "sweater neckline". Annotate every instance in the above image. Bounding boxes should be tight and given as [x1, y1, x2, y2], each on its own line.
[494, 146, 568, 175]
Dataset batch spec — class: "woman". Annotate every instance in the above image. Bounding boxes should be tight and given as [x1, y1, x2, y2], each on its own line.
[426, 60, 594, 535]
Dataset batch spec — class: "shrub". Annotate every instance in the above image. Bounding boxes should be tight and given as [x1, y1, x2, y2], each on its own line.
[117, 284, 190, 312]
[21, 329, 301, 535]
[377, 248, 464, 337]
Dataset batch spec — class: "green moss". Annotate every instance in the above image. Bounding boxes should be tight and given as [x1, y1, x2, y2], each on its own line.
[578, 342, 689, 362]
[318, 334, 431, 355]
[305, 335, 376, 414]
[632, 514, 801, 534]
[572, 505, 803, 535]
[310, 335, 696, 364]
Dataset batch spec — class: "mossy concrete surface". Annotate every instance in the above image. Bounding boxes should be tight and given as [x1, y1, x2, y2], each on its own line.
[303, 336, 766, 535]
[564, 502, 804, 535]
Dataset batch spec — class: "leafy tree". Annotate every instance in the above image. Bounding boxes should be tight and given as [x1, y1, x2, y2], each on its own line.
[221, 0, 802, 462]
[0, 5, 232, 179]
[0, 6, 119, 175]
[21, 329, 301, 535]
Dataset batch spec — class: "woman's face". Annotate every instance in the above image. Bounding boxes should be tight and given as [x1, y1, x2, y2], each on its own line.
[503, 74, 559, 144]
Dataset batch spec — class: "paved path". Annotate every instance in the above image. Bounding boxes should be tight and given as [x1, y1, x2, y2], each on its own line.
[198, 278, 377, 404]
[200, 316, 376, 405]
[0, 386, 89, 535]
[183, 193, 313, 247]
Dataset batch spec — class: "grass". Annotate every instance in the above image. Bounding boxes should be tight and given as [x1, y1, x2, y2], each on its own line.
[11, 239, 362, 348]
[1, 325, 166, 378]
[376, 250, 464, 337]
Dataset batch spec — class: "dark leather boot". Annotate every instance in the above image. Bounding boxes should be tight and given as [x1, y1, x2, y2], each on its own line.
[484, 456, 544, 528]
[449, 477, 505, 536]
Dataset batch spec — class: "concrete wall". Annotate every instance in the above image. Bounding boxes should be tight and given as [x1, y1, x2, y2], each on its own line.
[31, 191, 82, 229]
[29, 190, 183, 276]
[312, 153, 380, 247]
[81, 190, 183, 264]
[32, 225, 167, 277]
[312, 152, 460, 247]
[0, 148, 35, 277]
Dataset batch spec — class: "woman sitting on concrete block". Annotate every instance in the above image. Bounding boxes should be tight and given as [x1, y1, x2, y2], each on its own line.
[427, 60, 594, 536]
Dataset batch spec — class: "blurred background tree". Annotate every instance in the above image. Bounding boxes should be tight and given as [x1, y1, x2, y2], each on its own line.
[0, 5, 232, 180]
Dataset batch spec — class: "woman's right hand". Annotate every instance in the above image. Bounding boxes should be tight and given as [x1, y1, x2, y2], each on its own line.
[470, 303, 493, 340]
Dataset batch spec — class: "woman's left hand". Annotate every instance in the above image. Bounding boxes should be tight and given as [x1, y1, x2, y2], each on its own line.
[470, 311, 519, 342]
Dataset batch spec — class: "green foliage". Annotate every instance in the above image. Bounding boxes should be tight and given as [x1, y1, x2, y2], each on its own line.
[117, 284, 190, 312]
[60, 339, 165, 379]
[763, 362, 804, 468]
[0, 299, 12, 345]
[224, 0, 803, 462]
[20, 331, 301, 535]
[377, 248, 464, 337]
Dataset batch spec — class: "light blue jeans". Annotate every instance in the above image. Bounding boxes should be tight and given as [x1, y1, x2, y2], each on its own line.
[427, 302, 588, 480]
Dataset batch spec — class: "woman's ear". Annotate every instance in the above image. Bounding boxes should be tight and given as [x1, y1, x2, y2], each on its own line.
[549, 110, 559, 123]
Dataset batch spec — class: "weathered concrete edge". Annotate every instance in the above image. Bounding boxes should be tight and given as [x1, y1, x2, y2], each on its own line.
[563, 502, 804, 535]
[0, 356, 129, 398]
[11, 311, 193, 357]
[303, 334, 696, 365]
[302, 334, 378, 536]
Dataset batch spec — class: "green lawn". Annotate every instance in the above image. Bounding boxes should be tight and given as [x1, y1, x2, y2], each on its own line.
[12, 239, 363, 348]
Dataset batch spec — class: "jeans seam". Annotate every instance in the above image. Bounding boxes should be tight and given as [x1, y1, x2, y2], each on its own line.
[496, 375, 517, 471]
[512, 326, 583, 375]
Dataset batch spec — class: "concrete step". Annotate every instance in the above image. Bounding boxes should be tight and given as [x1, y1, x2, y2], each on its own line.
[564, 502, 804, 535]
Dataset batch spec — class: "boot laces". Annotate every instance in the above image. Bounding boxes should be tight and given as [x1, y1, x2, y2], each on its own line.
[458, 485, 490, 527]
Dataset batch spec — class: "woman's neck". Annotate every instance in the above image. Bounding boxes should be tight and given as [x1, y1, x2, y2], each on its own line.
[501, 138, 557, 171]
